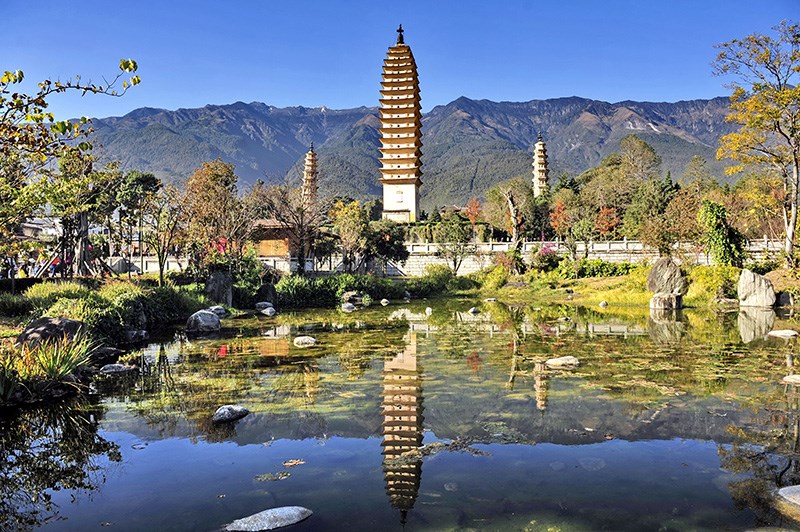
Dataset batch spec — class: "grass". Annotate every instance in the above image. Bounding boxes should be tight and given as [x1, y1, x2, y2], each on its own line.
[0, 333, 95, 403]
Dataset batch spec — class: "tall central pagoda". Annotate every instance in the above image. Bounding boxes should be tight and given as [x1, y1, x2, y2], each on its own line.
[379, 25, 422, 222]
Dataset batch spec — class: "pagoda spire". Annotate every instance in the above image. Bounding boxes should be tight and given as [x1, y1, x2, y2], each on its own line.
[532, 133, 549, 197]
[302, 144, 318, 211]
[379, 26, 422, 222]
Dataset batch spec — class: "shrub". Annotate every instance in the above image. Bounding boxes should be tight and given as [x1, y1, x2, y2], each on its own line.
[144, 286, 206, 324]
[686, 265, 741, 301]
[25, 281, 90, 311]
[483, 265, 510, 291]
[557, 259, 636, 279]
[44, 296, 123, 344]
[494, 249, 525, 274]
[0, 293, 33, 317]
[404, 265, 453, 298]
[744, 259, 780, 276]
[529, 245, 562, 273]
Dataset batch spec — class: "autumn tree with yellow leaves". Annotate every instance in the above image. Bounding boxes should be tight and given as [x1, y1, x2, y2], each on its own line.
[715, 21, 800, 264]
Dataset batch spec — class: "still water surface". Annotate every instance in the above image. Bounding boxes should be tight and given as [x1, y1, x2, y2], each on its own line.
[4, 299, 800, 531]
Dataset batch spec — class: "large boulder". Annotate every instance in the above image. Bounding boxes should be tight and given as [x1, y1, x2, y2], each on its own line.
[255, 283, 277, 307]
[206, 271, 233, 306]
[647, 258, 688, 296]
[738, 269, 776, 307]
[186, 310, 221, 333]
[650, 293, 682, 310]
[16, 317, 86, 347]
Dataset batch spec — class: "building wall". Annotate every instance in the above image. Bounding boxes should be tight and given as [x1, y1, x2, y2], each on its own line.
[382, 182, 419, 222]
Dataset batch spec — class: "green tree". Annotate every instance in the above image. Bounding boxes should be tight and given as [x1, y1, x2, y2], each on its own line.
[116, 170, 161, 275]
[433, 215, 475, 274]
[485, 176, 535, 247]
[330, 200, 369, 273]
[714, 20, 800, 264]
[141, 185, 185, 286]
[366, 219, 409, 273]
[184, 159, 256, 275]
[698, 200, 746, 267]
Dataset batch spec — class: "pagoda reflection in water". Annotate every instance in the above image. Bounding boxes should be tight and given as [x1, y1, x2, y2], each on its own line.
[381, 331, 424, 526]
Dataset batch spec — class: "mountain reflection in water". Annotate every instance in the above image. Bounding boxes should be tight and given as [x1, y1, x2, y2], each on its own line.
[6, 300, 800, 530]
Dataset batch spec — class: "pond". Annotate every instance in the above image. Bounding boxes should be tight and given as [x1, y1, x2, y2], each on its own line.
[3, 298, 800, 531]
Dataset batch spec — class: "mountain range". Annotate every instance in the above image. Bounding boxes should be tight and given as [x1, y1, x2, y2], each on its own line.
[88, 95, 737, 211]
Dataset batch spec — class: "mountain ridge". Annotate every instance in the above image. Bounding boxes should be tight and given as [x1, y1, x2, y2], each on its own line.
[86, 95, 736, 211]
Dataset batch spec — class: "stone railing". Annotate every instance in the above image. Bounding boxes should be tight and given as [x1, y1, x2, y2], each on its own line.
[120, 238, 785, 277]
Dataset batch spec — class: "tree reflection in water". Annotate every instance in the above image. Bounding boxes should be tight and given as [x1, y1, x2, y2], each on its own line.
[719, 346, 800, 527]
[0, 399, 120, 530]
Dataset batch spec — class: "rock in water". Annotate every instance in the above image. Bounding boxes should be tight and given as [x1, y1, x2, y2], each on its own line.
[738, 308, 776, 343]
[769, 329, 800, 338]
[782, 375, 800, 385]
[186, 310, 221, 333]
[16, 317, 85, 347]
[341, 303, 355, 313]
[738, 269, 776, 307]
[293, 336, 316, 347]
[208, 305, 227, 317]
[599, 301, 608, 308]
[646, 257, 688, 296]
[468, 307, 480, 315]
[261, 307, 277, 317]
[380, 299, 390, 306]
[255, 302, 274, 311]
[425, 307, 433, 316]
[545, 356, 579, 368]
[224, 506, 312, 531]
[650, 293, 681, 310]
[212, 405, 250, 423]
[123, 329, 149, 343]
[99, 364, 138, 375]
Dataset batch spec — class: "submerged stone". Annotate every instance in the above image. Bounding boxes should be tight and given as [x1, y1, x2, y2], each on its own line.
[224, 506, 312, 531]
[261, 307, 277, 317]
[99, 364, 138, 375]
[212, 404, 250, 423]
[293, 336, 316, 347]
[341, 303, 356, 313]
[769, 329, 799, 338]
[781, 375, 800, 385]
[545, 356, 579, 368]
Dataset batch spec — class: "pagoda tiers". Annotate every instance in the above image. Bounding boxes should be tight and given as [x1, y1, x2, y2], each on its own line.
[381, 332, 424, 525]
[301, 144, 318, 211]
[379, 25, 423, 223]
[532, 132, 549, 197]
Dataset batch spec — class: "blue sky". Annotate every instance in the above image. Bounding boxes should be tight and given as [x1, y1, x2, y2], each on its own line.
[3, 0, 797, 119]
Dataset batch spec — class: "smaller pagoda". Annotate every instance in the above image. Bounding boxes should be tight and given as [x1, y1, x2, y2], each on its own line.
[532, 132, 549, 197]
[301, 144, 318, 211]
